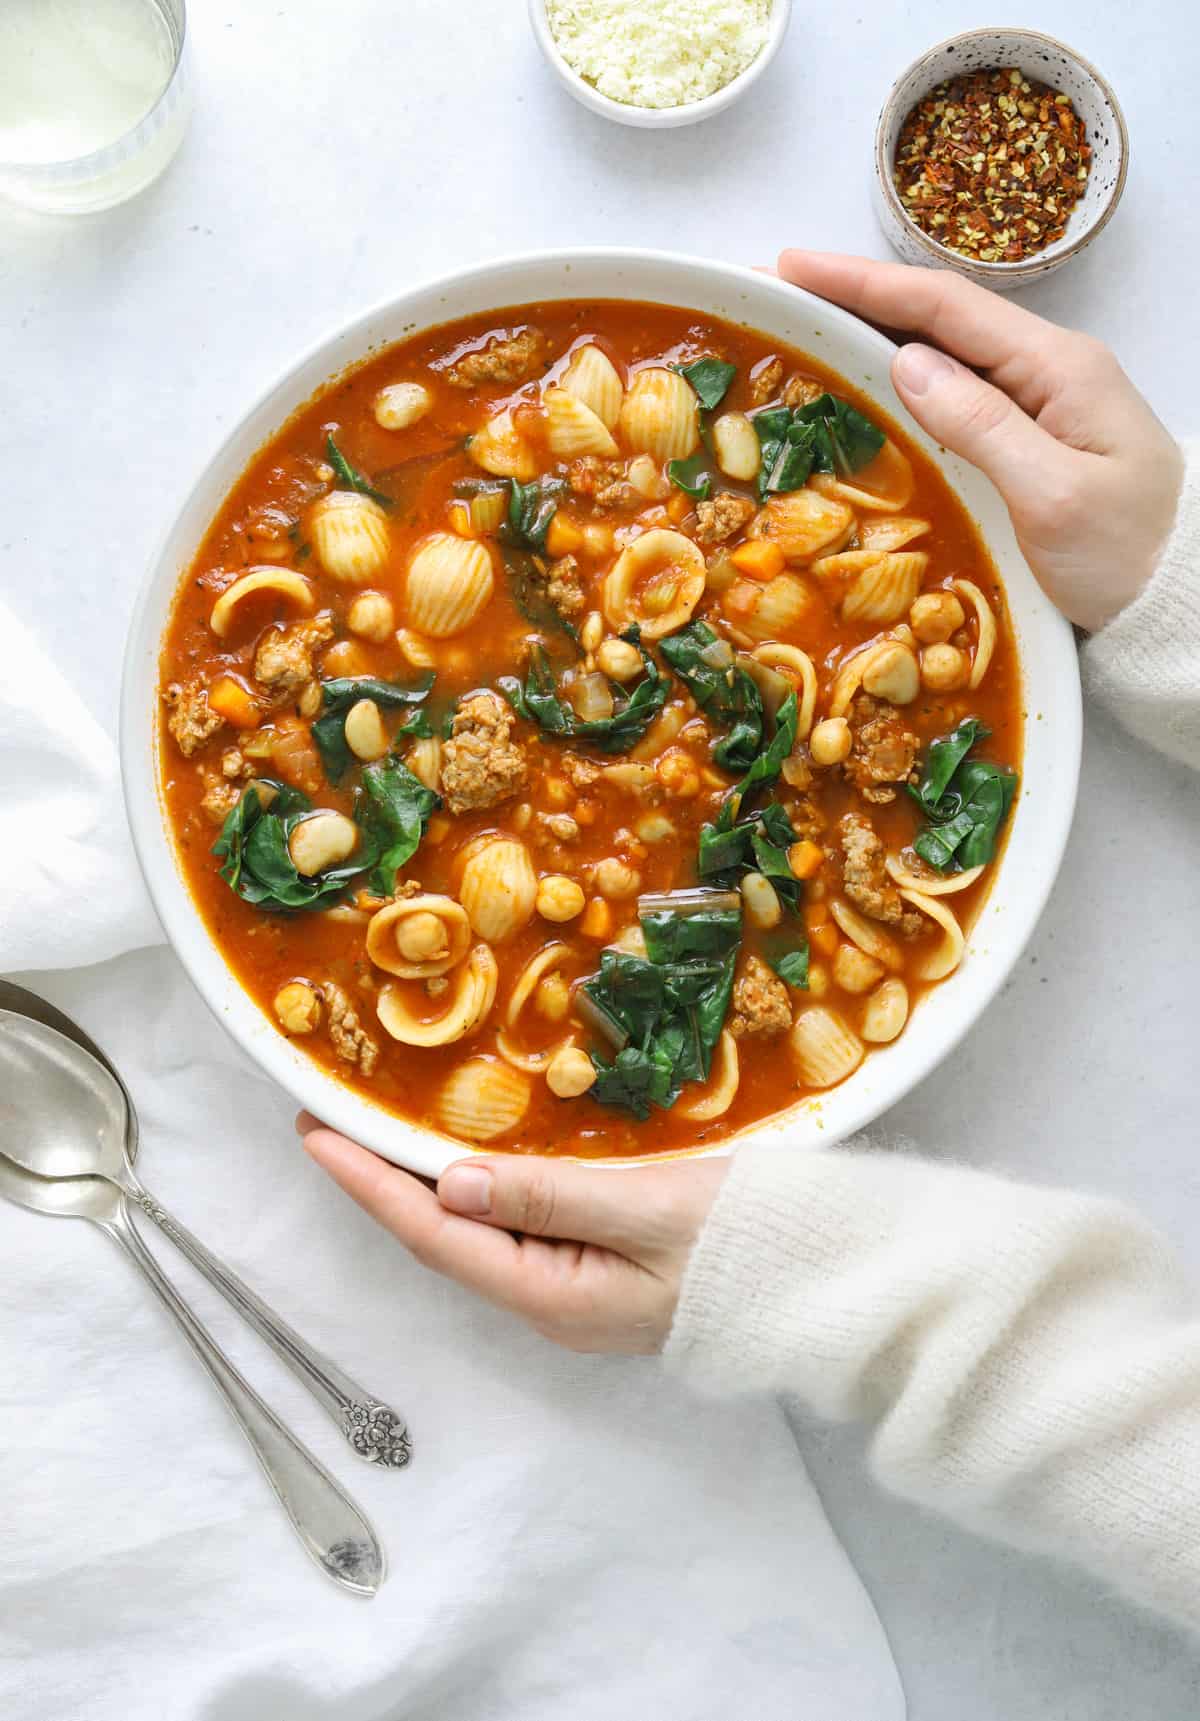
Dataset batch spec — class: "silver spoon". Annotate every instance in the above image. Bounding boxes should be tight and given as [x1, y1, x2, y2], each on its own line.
[0, 1006, 386, 1596]
[0, 990, 410, 1469]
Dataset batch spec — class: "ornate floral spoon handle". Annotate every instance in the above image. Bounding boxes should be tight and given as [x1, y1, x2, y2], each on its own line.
[126, 1180, 411, 1468]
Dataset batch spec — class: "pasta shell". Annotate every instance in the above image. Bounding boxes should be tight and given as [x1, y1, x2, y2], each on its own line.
[310, 491, 391, 584]
[858, 515, 931, 553]
[561, 345, 624, 430]
[676, 1031, 740, 1121]
[790, 1008, 864, 1089]
[752, 643, 817, 736]
[405, 532, 495, 637]
[618, 367, 700, 461]
[376, 943, 498, 1046]
[468, 408, 538, 481]
[209, 567, 314, 638]
[459, 837, 537, 942]
[811, 440, 914, 513]
[953, 578, 998, 689]
[842, 552, 928, 625]
[761, 490, 855, 563]
[860, 977, 910, 1043]
[733, 573, 814, 645]
[898, 889, 966, 982]
[884, 854, 984, 896]
[543, 386, 620, 458]
[366, 893, 471, 979]
[437, 1058, 530, 1143]
[602, 528, 706, 640]
[829, 898, 904, 970]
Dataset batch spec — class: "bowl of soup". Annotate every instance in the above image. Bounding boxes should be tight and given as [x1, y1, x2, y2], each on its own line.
[121, 248, 1080, 1177]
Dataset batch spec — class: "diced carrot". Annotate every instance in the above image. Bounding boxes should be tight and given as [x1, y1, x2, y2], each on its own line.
[729, 539, 785, 581]
[448, 499, 473, 537]
[804, 902, 830, 932]
[545, 513, 583, 557]
[809, 921, 839, 958]
[208, 675, 261, 730]
[788, 839, 825, 881]
[579, 897, 612, 940]
[666, 489, 692, 525]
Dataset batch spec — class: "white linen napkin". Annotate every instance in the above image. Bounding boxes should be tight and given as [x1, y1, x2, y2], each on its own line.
[0, 607, 903, 1721]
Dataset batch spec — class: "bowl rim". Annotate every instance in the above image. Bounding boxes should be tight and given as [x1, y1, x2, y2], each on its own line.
[120, 244, 1081, 1177]
[527, 0, 792, 128]
[873, 25, 1130, 279]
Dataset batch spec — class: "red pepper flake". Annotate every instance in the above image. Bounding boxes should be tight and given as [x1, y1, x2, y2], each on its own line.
[894, 67, 1092, 263]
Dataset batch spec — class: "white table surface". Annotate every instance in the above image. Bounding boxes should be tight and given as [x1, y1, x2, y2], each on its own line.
[3, 0, 1199, 1713]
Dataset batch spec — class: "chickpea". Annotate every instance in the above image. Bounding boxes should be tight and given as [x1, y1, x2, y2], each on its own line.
[374, 381, 432, 431]
[809, 717, 852, 768]
[634, 812, 677, 844]
[273, 981, 321, 1035]
[579, 611, 604, 653]
[740, 870, 782, 931]
[862, 641, 920, 706]
[910, 590, 966, 645]
[321, 638, 370, 678]
[543, 775, 572, 811]
[596, 637, 645, 682]
[833, 942, 886, 995]
[537, 874, 586, 922]
[395, 628, 435, 669]
[395, 910, 450, 963]
[920, 642, 969, 692]
[806, 964, 830, 998]
[546, 1046, 598, 1099]
[655, 749, 701, 798]
[287, 810, 358, 876]
[343, 698, 389, 762]
[534, 972, 571, 1022]
[593, 857, 642, 901]
[348, 591, 395, 643]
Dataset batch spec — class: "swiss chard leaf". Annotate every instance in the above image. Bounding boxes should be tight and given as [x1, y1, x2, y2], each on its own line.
[672, 357, 737, 412]
[771, 948, 810, 990]
[659, 621, 764, 774]
[796, 393, 886, 476]
[498, 543, 579, 642]
[325, 435, 393, 509]
[909, 718, 1018, 872]
[728, 690, 798, 817]
[354, 758, 441, 895]
[753, 395, 885, 499]
[666, 451, 712, 500]
[498, 631, 670, 754]
[311, 673, 436, 784]
[640, 907, 742, 966]
[504, 476, 565, 553]
[213, 781, 369, 912]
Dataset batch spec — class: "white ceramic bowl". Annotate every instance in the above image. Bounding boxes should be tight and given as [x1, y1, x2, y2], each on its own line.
[121, 248, 1081, 1179]
[874, 28, 1129, 290]
[527, 0, 791, 129]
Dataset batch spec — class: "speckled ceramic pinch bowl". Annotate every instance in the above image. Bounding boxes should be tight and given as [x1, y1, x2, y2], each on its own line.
[874, 28, 1129, 290]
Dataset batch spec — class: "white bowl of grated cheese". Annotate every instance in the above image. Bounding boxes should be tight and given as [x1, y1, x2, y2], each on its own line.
[529, 0, 791, 127]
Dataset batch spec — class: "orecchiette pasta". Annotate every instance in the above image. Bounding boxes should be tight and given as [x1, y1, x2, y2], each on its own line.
[830, 898, 904, 970]
[751, 643, 818, 737]
[898, 889, 966, 981]
[376, 943, 498, 1046]
[677, 1031, 740, 1120]
[790, 1008, 864, 1088]
[733, 573, 814, 644]
[811, 439, 914, 513]
[437, 1058, 531, 1142]
[560, 344, 625, 430]
[884, 854, 985, 896]
[366, 893, 471, 979]
[618, 367, 699, 461]
[602, 528, 706, 640]
[405, 533, 495, 637]
[459, 836, 537, 943]
[858, 515, 931, 553]
[310, 491, 391, 583]
[954, 578, 998, 689]
[468, 408, 538, 480]
[209, 568, 314, 638]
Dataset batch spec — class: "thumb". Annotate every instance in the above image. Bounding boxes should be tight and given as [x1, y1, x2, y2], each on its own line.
[437, 1154, 726, 1256]
[892, 343, 1068, 502]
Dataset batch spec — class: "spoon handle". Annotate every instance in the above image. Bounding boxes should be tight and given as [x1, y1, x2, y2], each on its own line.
[102, 1202, 384, 1596]
[125, 1183, 411, 1469]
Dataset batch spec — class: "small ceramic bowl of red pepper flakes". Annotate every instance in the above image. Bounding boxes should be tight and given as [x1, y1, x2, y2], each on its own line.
[874, 28, 1128, 290]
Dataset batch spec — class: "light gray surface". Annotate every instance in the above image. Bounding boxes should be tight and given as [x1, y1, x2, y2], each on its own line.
[2, 0, 1198, 1713]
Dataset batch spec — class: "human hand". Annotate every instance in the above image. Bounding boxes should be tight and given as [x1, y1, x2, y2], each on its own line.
[776, 250, 1184, 632]
[300, 1115, 728, 1353]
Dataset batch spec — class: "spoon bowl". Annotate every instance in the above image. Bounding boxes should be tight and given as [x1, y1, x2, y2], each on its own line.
[0, 1009, 130, 1184]
[0, 1149, 123, 1224]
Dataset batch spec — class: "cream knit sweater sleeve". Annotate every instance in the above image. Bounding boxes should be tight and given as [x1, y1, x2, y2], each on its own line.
[664, 444, 1200, 1632]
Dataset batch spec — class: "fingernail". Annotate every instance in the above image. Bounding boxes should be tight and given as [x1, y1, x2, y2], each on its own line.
[439, 1164, 493, 1216]
[895, 343, 957, 396]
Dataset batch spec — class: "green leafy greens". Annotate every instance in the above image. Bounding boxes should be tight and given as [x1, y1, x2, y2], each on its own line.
[354, 758, 441, 895]
[658, 621, 764, 774]
[498, 629, 670, 754]
[583, 903, 742, 1119]
[212, 781, 368, 912]
[672, 357, 737, 413]
[699, 798, 803, 914]
[324, 435, 393, 510]
[771, 948, 811, 990]
[311, 672, 435, 784]
[909, 717, 1018, 872]
[504, 476, 565, 553]
[666, 451, 712, 501]
[752, 394, 885, 500]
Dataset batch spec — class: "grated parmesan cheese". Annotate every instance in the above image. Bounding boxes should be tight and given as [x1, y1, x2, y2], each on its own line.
[545, 0, 773, 110]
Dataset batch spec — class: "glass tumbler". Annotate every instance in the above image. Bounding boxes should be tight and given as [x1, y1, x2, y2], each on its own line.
[0, 0, 191, 214]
